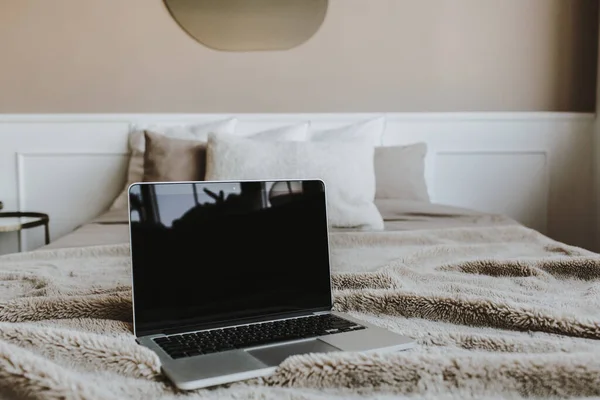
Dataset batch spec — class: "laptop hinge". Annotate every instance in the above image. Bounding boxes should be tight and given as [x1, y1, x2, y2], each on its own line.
[151, 308, 330, 337]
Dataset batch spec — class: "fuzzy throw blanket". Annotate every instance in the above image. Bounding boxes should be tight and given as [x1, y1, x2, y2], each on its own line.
[0, 224, 599, 400]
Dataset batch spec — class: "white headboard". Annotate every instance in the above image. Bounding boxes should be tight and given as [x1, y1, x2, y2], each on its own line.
[0, 112, 595, 253]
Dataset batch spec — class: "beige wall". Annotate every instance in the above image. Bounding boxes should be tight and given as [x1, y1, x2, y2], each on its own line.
[0, 0, 597, 113]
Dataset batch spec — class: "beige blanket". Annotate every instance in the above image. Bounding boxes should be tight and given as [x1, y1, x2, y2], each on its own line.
[0, 224, 599, 399]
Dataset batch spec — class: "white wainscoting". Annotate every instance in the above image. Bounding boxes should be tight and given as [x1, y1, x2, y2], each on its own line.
[433, 150, 549, 233]
[0, 112, 595, 253]
[15, 152, 129, 251]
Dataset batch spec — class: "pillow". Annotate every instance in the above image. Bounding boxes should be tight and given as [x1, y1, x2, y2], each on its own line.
[241, 123, 309, 141]
[374, 143, 430, 202]
[205, 133, 384, 230]
[129, 118, 238, 153]
[307, 117, 429, 202]
[143, 132, 208, 182]
[307, 116, 385, 146]
[110, 118, 237, 210]
[142, 123, 310, 183]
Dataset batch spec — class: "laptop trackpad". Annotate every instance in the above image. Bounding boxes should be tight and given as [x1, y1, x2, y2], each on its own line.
[247, 339, 340, 367]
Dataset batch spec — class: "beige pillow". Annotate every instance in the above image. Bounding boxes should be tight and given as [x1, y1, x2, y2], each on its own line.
[110, 118, 238, 210]
[143, 132, 208, 182]
[205, 133, 384, 230]
[142, 123, 311, 183]
[374, 143, 429, 202]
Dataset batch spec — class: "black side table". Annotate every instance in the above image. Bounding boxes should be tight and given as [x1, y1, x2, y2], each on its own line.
[0, 211, 51, 245]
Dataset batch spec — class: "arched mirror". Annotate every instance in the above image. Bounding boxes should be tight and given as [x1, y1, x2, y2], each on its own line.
[163, 0, 328, 51]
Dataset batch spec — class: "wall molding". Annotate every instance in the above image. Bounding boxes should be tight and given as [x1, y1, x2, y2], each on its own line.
[432, 150, 549, 232]
[15, 151, 129, 251]
[0, 112, 594, 253]
[16, 150, 130, 208]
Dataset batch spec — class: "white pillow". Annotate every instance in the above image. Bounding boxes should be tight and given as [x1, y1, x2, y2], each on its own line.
[307, 117, 430, 202]
[240, 123, 309, 141]
[205, 133, 384, 230]
[110, 118, 238, 210]
[307, 116, 386, 146]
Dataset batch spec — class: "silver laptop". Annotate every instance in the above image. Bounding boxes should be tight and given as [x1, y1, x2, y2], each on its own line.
[128, 179, 414, 390]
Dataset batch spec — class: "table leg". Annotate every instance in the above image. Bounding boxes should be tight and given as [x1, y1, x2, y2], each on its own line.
[44, 222, 50, 244]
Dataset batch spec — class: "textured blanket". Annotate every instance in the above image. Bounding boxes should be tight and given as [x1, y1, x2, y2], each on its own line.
[0, 224, 599, 400]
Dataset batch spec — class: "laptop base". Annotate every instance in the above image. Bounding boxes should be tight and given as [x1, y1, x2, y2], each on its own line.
[141, 311, 415, 391]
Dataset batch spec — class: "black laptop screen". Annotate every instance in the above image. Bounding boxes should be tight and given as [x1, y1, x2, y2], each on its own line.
[129, 180, 332, 336]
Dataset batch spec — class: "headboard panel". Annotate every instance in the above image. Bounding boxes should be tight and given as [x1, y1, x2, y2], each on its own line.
[0, 112, 594, 253]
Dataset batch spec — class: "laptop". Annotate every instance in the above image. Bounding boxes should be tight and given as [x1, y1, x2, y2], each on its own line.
[128, 179, 414, 390]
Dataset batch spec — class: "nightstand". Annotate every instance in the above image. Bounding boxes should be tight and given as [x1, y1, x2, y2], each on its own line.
[0, 210, 50, 245]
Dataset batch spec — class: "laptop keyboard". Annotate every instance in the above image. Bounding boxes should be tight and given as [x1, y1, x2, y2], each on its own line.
[154, 314, 365, 359]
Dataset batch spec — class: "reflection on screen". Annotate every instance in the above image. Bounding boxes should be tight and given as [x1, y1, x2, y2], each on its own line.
[129, 180, 332, 335]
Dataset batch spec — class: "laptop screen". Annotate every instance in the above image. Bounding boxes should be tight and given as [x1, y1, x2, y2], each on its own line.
[128, 180, 332, 336]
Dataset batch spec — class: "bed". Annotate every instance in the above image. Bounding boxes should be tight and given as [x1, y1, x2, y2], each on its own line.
[0, 117, 599, 399]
